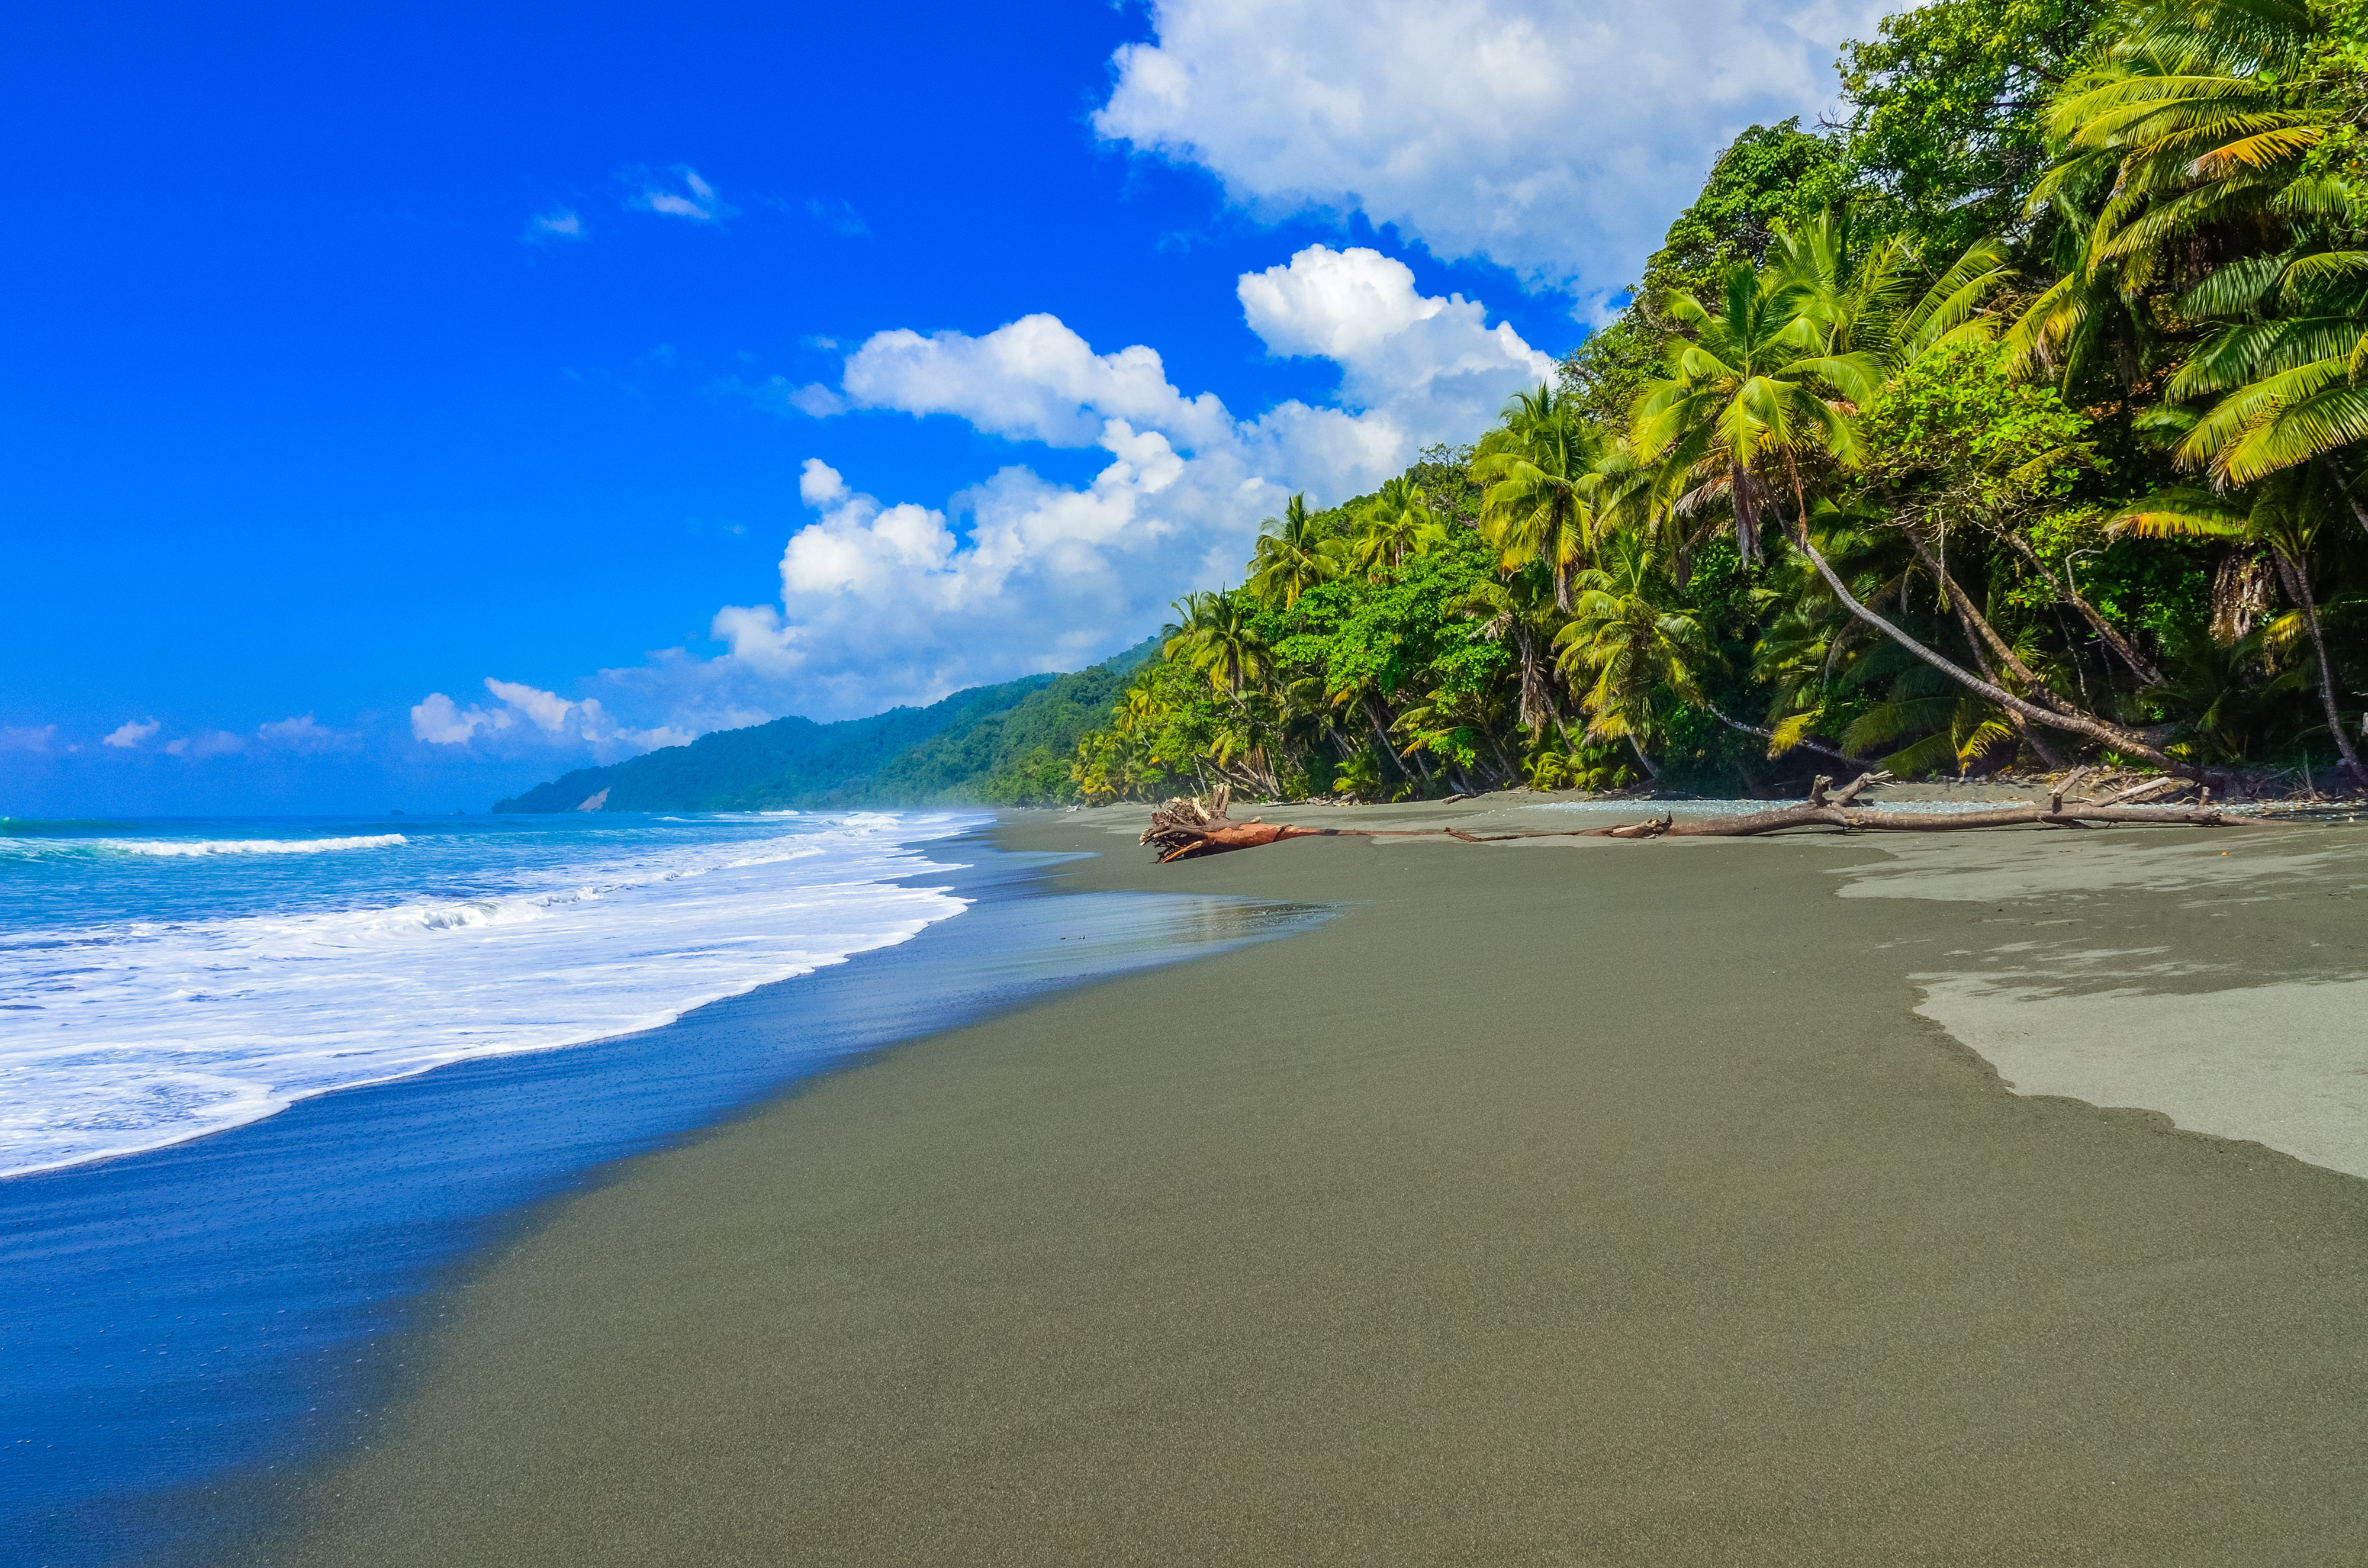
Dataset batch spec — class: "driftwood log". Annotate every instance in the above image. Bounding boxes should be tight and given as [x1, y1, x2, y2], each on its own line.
[1138, 771, 2266, 861]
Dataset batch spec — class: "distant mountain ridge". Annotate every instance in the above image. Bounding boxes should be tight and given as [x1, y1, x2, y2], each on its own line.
[493, 639, 1156, 812]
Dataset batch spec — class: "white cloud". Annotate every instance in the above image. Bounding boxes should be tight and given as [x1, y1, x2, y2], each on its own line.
[842, 314, 1236, 449]
[1093, 0, 1884, 297]
[685, 245, 1550, 716]
[411, 691, 508, 745]
[102, 718, 160, 749]
[799, 457, 850, 507]
[806, 198, 870, 237]
[1239, 244, 1555, 446]
[255, 714, 358, 753]
[165, 730, 244, 759]
[1, 725, 57, 754]
[482, 679, 577, 733]
[411, 679, 685, 759]
[718, 375, 846, 418]
[527, 207, 584, 242]
[624, 165, 738, 224]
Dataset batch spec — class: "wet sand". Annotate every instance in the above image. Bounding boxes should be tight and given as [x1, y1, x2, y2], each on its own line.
[260, 803, 2368, 1564]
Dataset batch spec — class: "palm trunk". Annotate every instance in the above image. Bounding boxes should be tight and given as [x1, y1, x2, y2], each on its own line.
[1778, 456, 2188, 775]
[1958, 610, 2068, 771]
[1514, 622, 1553, 733]
[1703, 703, 1852, 765]
[1362, 693, 1411, 784]
[1730, 458, 1760, 564]
[1488, 728, 1521, 783]
[2272, 549, 2367, 789]
[1626, 732, 1660, 781]
[1904, 531, 2080, 717]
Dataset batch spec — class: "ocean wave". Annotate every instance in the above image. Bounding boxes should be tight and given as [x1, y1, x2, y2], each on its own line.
[0, 813, 986, 1177]
[115, 834, 409, 857]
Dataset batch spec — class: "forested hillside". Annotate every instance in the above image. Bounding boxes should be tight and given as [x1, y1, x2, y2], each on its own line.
[495, 640, 1155, 811]
[1067, 0, 2368, 803]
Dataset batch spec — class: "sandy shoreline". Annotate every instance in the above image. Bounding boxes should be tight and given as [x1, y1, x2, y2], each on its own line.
[259, 803, 2368, 1564]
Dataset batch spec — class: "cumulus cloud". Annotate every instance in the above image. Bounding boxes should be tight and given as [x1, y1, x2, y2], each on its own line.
[843, 314, 1237, 449]
[1, 725, 57, 753]
[1239, 244, 1555, 446]
[624, 165, 738, 224]
[1093, 0, 1883, 297]
[682, 244, 1551, 716]
[102, 718, 160, 749]
[411, 679, 687, 758]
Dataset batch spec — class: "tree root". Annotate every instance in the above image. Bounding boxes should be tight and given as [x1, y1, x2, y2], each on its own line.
[1138, 772, 2267, 860]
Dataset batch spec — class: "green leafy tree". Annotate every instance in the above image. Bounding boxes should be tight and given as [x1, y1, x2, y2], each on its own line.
[1836, 0, 2112, 255]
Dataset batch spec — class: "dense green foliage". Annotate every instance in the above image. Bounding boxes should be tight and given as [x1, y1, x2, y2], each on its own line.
[497, 641, 1154, 811]
[1069, 0, 2368, 802]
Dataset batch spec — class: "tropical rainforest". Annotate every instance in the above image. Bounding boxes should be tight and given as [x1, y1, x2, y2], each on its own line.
[1065, 0, 2368, 804]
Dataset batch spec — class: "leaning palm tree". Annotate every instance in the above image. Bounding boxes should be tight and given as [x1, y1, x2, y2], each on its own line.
[1244, 494, 1338, 608]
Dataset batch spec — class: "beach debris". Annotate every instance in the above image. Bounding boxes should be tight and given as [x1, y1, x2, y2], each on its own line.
[1138, 786, 1436, 861]
[1139, 771, 2267, 861]
[1424, 771, 2266, 842]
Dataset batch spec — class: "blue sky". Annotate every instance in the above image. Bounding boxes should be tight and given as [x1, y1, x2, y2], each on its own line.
[1, 0, 1877, 814]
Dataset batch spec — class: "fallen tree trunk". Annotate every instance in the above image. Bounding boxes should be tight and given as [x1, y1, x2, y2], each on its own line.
[1137, 774, 2264, 861]
[1468, 771, 2264, 839]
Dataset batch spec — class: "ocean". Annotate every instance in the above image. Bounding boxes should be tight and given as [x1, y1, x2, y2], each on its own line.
[0, 811, 1320, 1565]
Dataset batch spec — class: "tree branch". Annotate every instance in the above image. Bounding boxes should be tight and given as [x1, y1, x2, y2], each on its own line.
[2001, 533, 2165, 686]
[1703, 703, 1854, 765]
[1785, 518, 2191, 775]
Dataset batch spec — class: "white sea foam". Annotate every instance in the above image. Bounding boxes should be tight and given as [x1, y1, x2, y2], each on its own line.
[0, 814, 980, 1177]
[115, 833, 410, 857]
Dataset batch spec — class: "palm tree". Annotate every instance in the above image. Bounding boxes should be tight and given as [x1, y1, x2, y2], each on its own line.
[1471, 385, 1603, 610]
[2167, 239, 2368, 496]
[1346, 477, 1445, 578]
[1630, 260, 1881, 565]
[1163, 593, 1270, 698]
[1446, 575, 1566, 740]
[1550, 526, 1710, 779]
[2008, 0, 2328, 398]
[1245, 494, 1338, 608]
[2029, 0, 2325, 294]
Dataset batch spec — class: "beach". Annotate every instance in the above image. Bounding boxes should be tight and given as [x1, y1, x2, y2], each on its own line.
[256, 802, 2368, 1564]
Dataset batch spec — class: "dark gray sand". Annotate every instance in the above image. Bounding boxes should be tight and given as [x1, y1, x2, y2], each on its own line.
[262, 806, 2368, 1565]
